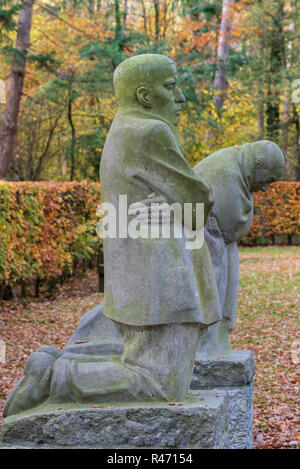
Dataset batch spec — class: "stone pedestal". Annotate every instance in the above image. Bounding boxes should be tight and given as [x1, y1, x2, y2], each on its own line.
[191, 350, 255, 449]
[1, 350, 255, 449]
[1, 390, 229, 449]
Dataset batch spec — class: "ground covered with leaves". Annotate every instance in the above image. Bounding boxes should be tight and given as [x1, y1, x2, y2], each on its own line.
[0, 247, 299, 449]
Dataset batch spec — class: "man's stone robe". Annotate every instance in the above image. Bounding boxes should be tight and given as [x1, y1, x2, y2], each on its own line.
[100, 109, 222, 327]
[3, 110, 224, 417]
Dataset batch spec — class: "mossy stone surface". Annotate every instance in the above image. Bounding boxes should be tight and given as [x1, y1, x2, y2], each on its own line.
[1, 391, 229, 449]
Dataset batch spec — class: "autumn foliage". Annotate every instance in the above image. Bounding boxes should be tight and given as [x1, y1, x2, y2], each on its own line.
[0, 181, 299, 294]
[0, 182, 100, 292]
[1, 0, 299, 182]
[241, 182, 300, 246]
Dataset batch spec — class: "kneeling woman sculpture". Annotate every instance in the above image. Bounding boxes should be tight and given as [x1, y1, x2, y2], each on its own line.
[195, 140, 285, 358]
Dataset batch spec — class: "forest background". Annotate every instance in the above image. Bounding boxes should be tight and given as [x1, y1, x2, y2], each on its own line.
[0, 0, 300, 183]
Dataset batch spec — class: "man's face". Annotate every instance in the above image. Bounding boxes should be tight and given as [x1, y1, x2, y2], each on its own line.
[252, 163, 284, 192]
[147, 63, 185, 125]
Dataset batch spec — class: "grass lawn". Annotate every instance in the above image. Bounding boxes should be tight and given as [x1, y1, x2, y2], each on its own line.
[0, 246, 299, 448]
[232, 246, 299, 448]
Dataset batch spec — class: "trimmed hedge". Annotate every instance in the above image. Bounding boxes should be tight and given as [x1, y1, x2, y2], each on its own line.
[0, 182, 101, 296]
[240, 182, 300, 246]
[0, 181, 299, 297]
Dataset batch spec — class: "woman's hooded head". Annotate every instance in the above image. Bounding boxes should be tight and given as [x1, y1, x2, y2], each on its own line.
[194, 140, 285, 243]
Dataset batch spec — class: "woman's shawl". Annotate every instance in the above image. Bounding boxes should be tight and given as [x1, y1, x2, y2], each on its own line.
[194, 140, 280, 244]
[194, 140, 282, 329]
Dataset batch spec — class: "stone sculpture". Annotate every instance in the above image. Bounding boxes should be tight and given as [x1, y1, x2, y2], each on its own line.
[195, 141, 285, 357]
[1, 54, 285, 450]
[54, 140, 285, 361]
[3, 54, 222, 417]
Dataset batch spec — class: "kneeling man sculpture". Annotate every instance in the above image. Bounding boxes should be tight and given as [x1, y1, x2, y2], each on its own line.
[3, 54, 285, 426]
[4, 54, 222, 416]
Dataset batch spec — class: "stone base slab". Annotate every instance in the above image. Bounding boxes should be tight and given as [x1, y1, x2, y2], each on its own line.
[1, 350, 255, 449]
[191, 350, 255, 449]
[0, 390, 229, 449]
[191, 350, 255, 388]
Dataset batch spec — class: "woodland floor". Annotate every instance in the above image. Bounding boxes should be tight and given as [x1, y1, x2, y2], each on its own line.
[0, 246, 299, 449]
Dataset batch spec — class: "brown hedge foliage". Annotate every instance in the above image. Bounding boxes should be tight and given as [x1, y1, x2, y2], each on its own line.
[0, 182, 101, 292]
[240, 182, 300, 245]
[0, 181, 298, 294]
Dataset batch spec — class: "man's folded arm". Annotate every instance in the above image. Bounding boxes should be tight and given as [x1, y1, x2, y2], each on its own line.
[131, 122, 214, 230]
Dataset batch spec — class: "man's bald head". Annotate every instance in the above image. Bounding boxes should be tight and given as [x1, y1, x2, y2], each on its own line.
[113, 54, 175, 107]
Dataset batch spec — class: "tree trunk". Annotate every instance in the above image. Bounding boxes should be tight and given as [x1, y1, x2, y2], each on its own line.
[88, 0, 95, 17]
[266, 1, 285, 141]
[114, 0, 122, 44]
[292, 103, 300, 181]
[162, 0, 168, 39]
[120, 0, 128, 46]
[140, 0, 148, 35]
[257, 87, 265, 139]
[0, 0, 34, 179]
[68, 88, 76, 181]
[213, 0, 234, 110]
[282, 19, 294, 156]
[282, 14, 295, 174]
[153, 0, 160, 41]
[33, 115, 60, 180]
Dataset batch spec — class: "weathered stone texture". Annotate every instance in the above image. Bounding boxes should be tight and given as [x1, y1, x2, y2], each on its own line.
[191, 350, 255, 449]
[1, 391, 229, 449]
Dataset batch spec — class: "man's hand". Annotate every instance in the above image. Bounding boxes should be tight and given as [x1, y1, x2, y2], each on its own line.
[128, 193, 169, 225]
